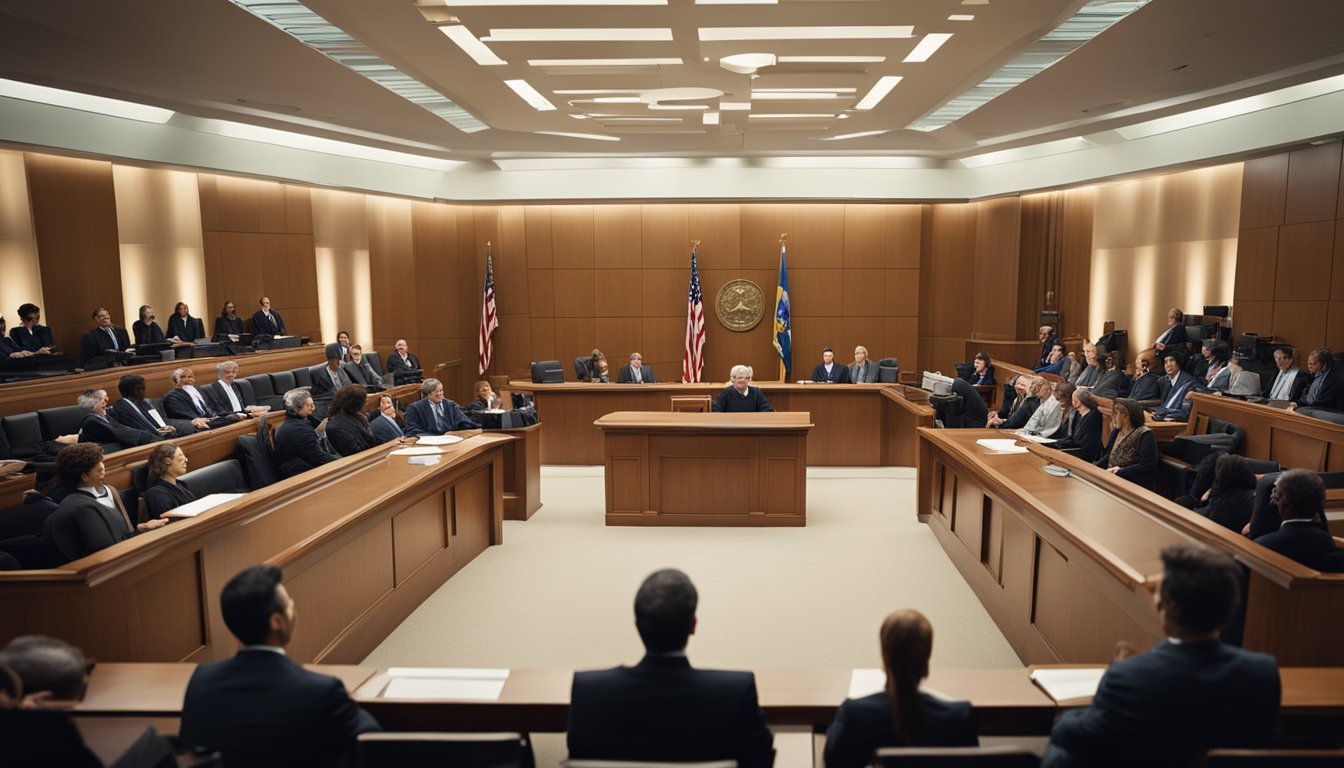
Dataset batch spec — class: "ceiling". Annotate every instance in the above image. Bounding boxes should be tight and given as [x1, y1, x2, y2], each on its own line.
[1, 0, 1342, 164]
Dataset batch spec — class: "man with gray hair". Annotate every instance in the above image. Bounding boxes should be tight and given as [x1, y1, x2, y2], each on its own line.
[163, 367, 242, 431]
[205, 359, 261, 417]
[273, 389, 338, 479]
[404, 378, 479, 436]
[711, 365, 774, 412]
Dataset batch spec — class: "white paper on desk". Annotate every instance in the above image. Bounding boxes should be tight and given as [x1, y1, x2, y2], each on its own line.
[976, 438, 1028, 454]
[161, 493, 244, 519]
[383, 677, 506, 700]
[848, 668, 886, 699]
[1014, 431, 1054, 444]
[387, 667, 510, 680]
[1029, 667, 1105, 702]
[390, 446, 445, 456]
[417, 435, 464, 446]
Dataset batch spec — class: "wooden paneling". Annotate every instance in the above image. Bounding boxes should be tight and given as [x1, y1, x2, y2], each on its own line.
[1274, 221, 1336, 301]
[1285, 142, 1343, 224]
[594, 205, 642, 268]
[551, 205, 595, 269]
[392, 495, 448, 586]
[972, 197, 1022, 335]
[1240, 153, 1289, 228]
[1234, 226, 1279, 301]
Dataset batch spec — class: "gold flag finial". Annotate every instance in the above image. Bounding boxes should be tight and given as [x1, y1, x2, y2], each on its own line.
[691, 239, 701, 248]
[487, 240, 492, 247]
[779, 232, 788, 242]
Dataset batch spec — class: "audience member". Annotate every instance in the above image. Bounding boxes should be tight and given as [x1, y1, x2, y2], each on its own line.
[214, 300, 244, 339]
[1254, 469, 1344, 572]
[385, 338, 422, 384]
[1129, 357, 1161, 402]
[310, 343, 353, 408]
[110, 374, 188, 437]
[1154, 353, 1197, 421]
[1096, 398, 1160, 491]
[405, 378, 479, 436]
[1091, 352, 1129, 399]
[1196, 340, 1232, 392]
[335, 330, 352, 361]
[997, 376, 1042, 431]
[617, 351, 658, 383]
[712, 365, 775, 412]
[0, 315, 72, 375]
[1034, 342, 1067, 376]
[1042, 545, 1280, 768]
[77, 388, 159, 447]
[1291, 347, 1344, 419]
[164, 367, 244, 431]
[78, 307, 132, 365]
[1195, 454, 1257, 534]
[204, 360, 260, 417]
[41, 444, 166, 563]
[824, 609, 977, 768]
[166, 301, 205, 342]
[1037, 325, 1057, 368]
[1019, 379, 1068, 437]
[273, 390, 339, 479]
[567, 568, 773, 766]
[9, 303, 57, 354]
[1044, 388, 1103, 461]
[143, 443, 195, 520]
[180, 564, 381, 767]
[369, 395, 406, 442]
[343, 345, 385, 389]
[131, 304, 166, 346]
[250, 296, 286, 336]
[1153, 307, 1188, 356]
[850, 346, 879, 383]
[811, 347, 852, 383]
[324, 385, 379, 457]
[1071, 342, 1101, 388]
[463, 380, 501, 413]
[987, 375, 1028, 428]
[963, 352, 994, 386]
[1264, 347, 1307, 401]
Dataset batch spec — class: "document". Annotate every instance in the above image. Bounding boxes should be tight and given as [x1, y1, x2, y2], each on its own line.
[417, 435, 464, 446]
[848, 668, 885, 699]
[976, 438, 1028, 454]
[382, 667, 510, 701]
[162, 493, 245, 519]
[390, 446, 445, 456]
[1029, 667, 1106, 702]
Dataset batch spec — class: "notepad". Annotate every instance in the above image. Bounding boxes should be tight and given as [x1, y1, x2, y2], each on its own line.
[382, 667, 510, 701]
[848, 668, 886, 698]
[162, 492, 245, 519]
[976, 438, 1028, 454]
[1014, 430, 1055, 444]
[1030, 667, 1105, 702]
[417, 435, 464, 446]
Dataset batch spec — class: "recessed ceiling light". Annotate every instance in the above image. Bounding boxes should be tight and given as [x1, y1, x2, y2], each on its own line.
[699, 26, 913, 41]
[720, 101, 751, 110]
[948, 14, 974, 21]
[751, 92, 851, 100]
[905, 33, 953, 63]
[529, 57, 682, 67]
[439, 25, 507, 66]
[505, 79, 557, 111]
[485, 28, 673, 41]
[776, 55, 886, 64]
[648, 103, 709, 111]
[748, 113, 836, 119]
[817, 129, 890, 141]
[720, 52, 777, 74]
[553, 89, 643, 95]
[703, 112, 720, 125]
[754, 87, 857, 93]
[537, 131, 621, 141]
[596, 116, 682, 123]
[855, 76, 902, 110]
[0, 78, 174, 123]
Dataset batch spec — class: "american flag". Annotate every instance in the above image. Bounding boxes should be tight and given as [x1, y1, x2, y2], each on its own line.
[682, 246, 705, 383]
[478, 245, 498, 375]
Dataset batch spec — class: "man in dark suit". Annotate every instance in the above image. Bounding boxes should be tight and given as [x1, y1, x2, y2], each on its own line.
[9, 303, 57, 353]
[567, 568, 773, 767]
[1264, 347, 1308, 401]
[250, 296, 286, 336]
[385, 338, 422, 384]
[163, 367, 243, 430]
[712, 365, 775, 412]
[273, 390, 339, 478]
[1254, 469, 1343, 572]
[111, 374, 195, 437]
[343, 345, 385, 389]
[616, 351, 657, 383]
[369, 395, 406, 442]
[1153, 307, 1188, 355]
[405, 378, 479, 436]
[180, 564, 381, 767]
[76, 389, 159, 448]
[78, 307, 132, 366]
[1128, 358, 1161, 402]
[1154, 353, 1197, 421]
[1293, 347, 1344, 416]
[310, 344, 353, 406]
[1043, 545, 1281, 768]
[1037, 325, 1058, 367]
[810, 347, 852, 383]
[204, 360, 260, 417]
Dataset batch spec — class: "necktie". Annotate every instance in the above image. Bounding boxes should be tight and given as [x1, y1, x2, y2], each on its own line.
[1306, 375, 1324, 405]
[1271, 371, 1290, 400]
[106, 327, 119, 350]
[434, 403, 445, 431]
[188, 390, 206, 416]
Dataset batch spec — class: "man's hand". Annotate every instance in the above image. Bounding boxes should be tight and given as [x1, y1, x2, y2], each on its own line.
[192, 417, 210, 429]
[137, 519, 168, 532]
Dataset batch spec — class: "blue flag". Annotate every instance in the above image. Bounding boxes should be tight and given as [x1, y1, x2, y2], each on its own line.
[773, 242, 791, 380]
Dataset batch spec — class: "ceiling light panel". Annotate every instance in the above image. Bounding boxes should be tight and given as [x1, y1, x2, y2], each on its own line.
[505, 79, 557, 110]
[484, 28, 674, 41]
[904, 33, 953, 63]
[698, 26, 913, 41]
[528, 58, 683, 66]
[447, 0, 665, 4]
[0, 78, 174, 123]
[536, 131, 621, 141]
[855, 75, 902, 110]
[439, 25, 507, 65]
[776, 56, 886, 64]
[818, 129, 890, 141]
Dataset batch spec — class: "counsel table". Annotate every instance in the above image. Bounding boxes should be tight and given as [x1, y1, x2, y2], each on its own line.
[594, 411, 813, 526]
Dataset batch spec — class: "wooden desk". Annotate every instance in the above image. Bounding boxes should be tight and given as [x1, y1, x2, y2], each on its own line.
[594, 411, 812, 526]
[498, 422, 542, 521]
[918, 428, 1344, 666]
[991, 360, 1185, 442]
[1184, 393, 1344, 471]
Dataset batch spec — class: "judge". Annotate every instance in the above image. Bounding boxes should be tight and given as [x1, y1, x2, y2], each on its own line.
[167, 302, 206, 341]
[250, 296, 286, 336]
[214, 300, 244, 338]
[131, 305, 166, 346]
[385, 339, 423, 384]
[78, 307, 132, 365]
[810, 347, 852, 383]
[617, 352, 657, 383]
[712, 365, 774, 413]
[77, 389, 160, 448]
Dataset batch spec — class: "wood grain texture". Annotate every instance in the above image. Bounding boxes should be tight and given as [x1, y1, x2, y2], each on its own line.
[1285, 142, 1343, 225]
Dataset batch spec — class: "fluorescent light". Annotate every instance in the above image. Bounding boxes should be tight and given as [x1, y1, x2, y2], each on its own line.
[504, 79, 557, 111]
[818, 129, 890, 141]
[719, 101, 751, 110]
[529, 57, 682, 66]
[855, 76, 902, 110]
[748, 113, 836, 119]
[587, 96, 643, 103]
[448, 0, 664, 4]
[905, 33, 952, 63]
[553, 89, 642, 95]
[1115, 74, 1344, 140]
[595, 117, 682, 123]
[0, 78, 174, 123]
[754, 87, 857, 93]
[751, 92, 850, 100]
[485, 28, 673, 41]
[776, 55, 886, 63]
[699, 26, 913, 41]
[703, 112, 720, 125]
[719, 52, 777, 74]
[648, 103, 709, 111]
[439, 25, 507, 65]
[536, 131, 621, 141]
[948, 14, 974, 21]
[212, 121, 461, 170]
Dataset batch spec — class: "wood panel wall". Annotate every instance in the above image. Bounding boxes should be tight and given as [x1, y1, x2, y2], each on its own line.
[1233, 139, 1344, 352]
[0, 150, 44, 325]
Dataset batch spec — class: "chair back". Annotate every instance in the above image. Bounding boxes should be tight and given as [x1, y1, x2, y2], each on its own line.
[36, 406, 86, 441]
[874, 746, 1040, 767]
[179, 459, 248, 497]
[573, 356, 592, 382]
[364, 350, 385, 375]
[234, 377, 257, 406]
[1199, 748, 1344, 766]
[530, 360, 564, 384]
[268, 370, 297, 396]
[564, 762, 736, 768]
[291, 366, 314, 389]
[878, 358, 900, 384]
[2, 413, 45, 459]
[235, 435, 279, 490]
[357, 732, 534, 768]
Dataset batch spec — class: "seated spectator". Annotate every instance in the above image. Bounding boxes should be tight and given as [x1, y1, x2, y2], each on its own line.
[1091, 352, 1129, 399]
[1128, 357, 1161, 402]
[204, 360, 261, 417]
[335, 330, 352, 362]
[1045, 388, 1103, 462]
[567, 568, 773, 767]
[1264, 347, 1308, 401]
[78, 307, 131, 366]
[385, 338, 422, 384]
[463, 380, 501, 413]
[369, 394, 406, 442]
[1154, 353, 1197, 422]
[77, 388, 159, 447]
[811, 347, 852, 383]
[1042, 545, 1280, 768]
[1291, 347, 1344, 419]
[1194, 454, 1257, 534]
[214, 300, 244, 339]
[111, 373, 191, 437]
[962, 352, 994, 386]
[1020, 380, 1070, 437]
[1096, 398, 1160, 491]
[995, 376, 1042, 431]
[250, 296, 286, 336]
[405, 378, 480, 436]
[1152, 307, 1188, 357]
[988, 375, 1028, 428]
[143, 443, 195, 520]
[325, 385, 378, 457]
[712, 365, 775, 413]
[0, 469, 66, 541]
[130, 304, 167, 346]
[850, 346, 879, 383]
[1071, 342, 1102, 388]
[343, 345, 385, 389]
[824, 609, 976, 768]
[180, 565, 381, 767]
[1254, 469, 1344, 572]
[9, 303, 58, 355]
[1034, 342, 1067, 376]
[1037, 325, 1057, 368]
[0, 315, 64, 375]
[167, 301, 205, 342]
[310, 344, 353, 408]
[273, 390, 339, 479]
[1196, 339, 1233, 392]
[41, 444, 166, 563]
[948, 377, 989, 429]
[618, 352, 658, 384]
[163, 367, 243, 430]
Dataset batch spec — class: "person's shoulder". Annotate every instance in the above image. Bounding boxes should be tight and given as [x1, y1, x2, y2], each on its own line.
[838, 691, 890, 718]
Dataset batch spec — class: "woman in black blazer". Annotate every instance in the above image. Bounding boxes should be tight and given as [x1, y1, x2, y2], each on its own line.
[323, 385, 379, 457]
[143, 442, 196, 519]
[1196, 453, 1257, 533]
[1045, 388, 1103, 462]
[1096, 398, 1160, 491]
[824, 610, 977, 768]
[167, 302, 205, 341]
[131, 304, 166, 345]
[214, 300, 244, 338]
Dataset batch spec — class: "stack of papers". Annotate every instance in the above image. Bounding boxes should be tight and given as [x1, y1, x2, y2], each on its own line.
[1014, 431, 1055, 444]
[1029, 667, 1105, 702]
[976, 438, 1028, 454]
[382, 667, 510, 700]
[848, 668, 886, 698]
[162, 493, 245, 519]
[390, 446, 444, 456]
[417, 435, 464, 446]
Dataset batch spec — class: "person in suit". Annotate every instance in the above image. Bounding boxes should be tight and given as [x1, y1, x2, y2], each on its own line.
[1091, 352, 1130, 399]
[405, 378, 480, 436]
[110, 373, 193, 437]
[1153, 307, 1188, 356]
[369, 394, 406, 442]
[463, 380, 501, 413]
[1037, 325, 1057, 368]
[1128, 357, 1161, 402]
[180, 564, 381, 767]
[385, 338, 422, 384]
[166, 301, 205, 341]
[1154, 353, 1197, 421]
[1045, 388, 1103, 462]
[1020, 379, 1068, 437]
[824, 609, 977, 768]
[335, 330, 352, 361]
[850, 345, 879, 384]
[131, 304, 166, 346]
[163, 367, 244, 430]
[963, 352, 995, 386]
[250, 296, 286, 336]
[1096, 398, 1160, 491]
[1264, 347, 1308, 401]
[997, 377, 1042, 431]
[567, 568, 773, 767]
[78, 307, 132, 365]
[9, 303, 57, 354]
[310, 344, 353, 406]
[712, 365, 775, 413]
[1070, 342, 1102, 388]
[811, 347, 852, 383]
[214, 299, 244, 339]
[1195, 453, 1257, 534]
[1195, 339, 1233, 393]
[1291, 347, 1344, 416]
[949, 376, 989, 429]
[273, 389, 339, 478]
[1254, 469, 1344, 572]
[324, 385, 379, 457]
[343, 345, 385, 389]
[2, 310, 74, 374]
[988, 375, 1029, 428]
[617, 351, 658, 383]
[205, 360, 261, 417]
[142, 442, 196, 520]
[1034, 341, 1067, 375]
[1042, 545, 1281, 768]
[76, 388, 159, 448]
[41, 444, 166, 563]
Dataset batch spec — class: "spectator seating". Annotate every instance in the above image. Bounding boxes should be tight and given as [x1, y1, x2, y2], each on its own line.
[874, 746, 1040, 767]
[357, 732, 534, 768]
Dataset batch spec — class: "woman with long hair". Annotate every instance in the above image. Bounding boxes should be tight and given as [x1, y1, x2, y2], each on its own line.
[143, 442, 194, 519]
[1196, 453, 1258, 533]
[1095, 398, 1160, 490]
[324, 384, 378, 457]
[824, 610, 977, 767]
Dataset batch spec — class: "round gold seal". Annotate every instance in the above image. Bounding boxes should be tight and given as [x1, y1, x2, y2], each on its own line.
[715, 279, 765, 332]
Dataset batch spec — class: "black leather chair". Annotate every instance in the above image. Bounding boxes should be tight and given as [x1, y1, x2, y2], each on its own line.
[0, 534, 48, 569]
[235, 435, 278, 490]
[1247, 470, 1344, 539]
[1199, 748, 1344, 766]
[2, 413, 46, 459]
[573, 356, 592, 382]
[291, 366, 313, 389]
[357, 732, 534, 768]
[874, 746, 1040, 767]
[36, 406, 85, 441]
[364, 350, 385, 376]
[530, 360, 564, 384]
[244, 374, 283, 410]
[878, 357, 900, 384]
[179, 459, 248, 497]
[268, 370, 297, 398]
